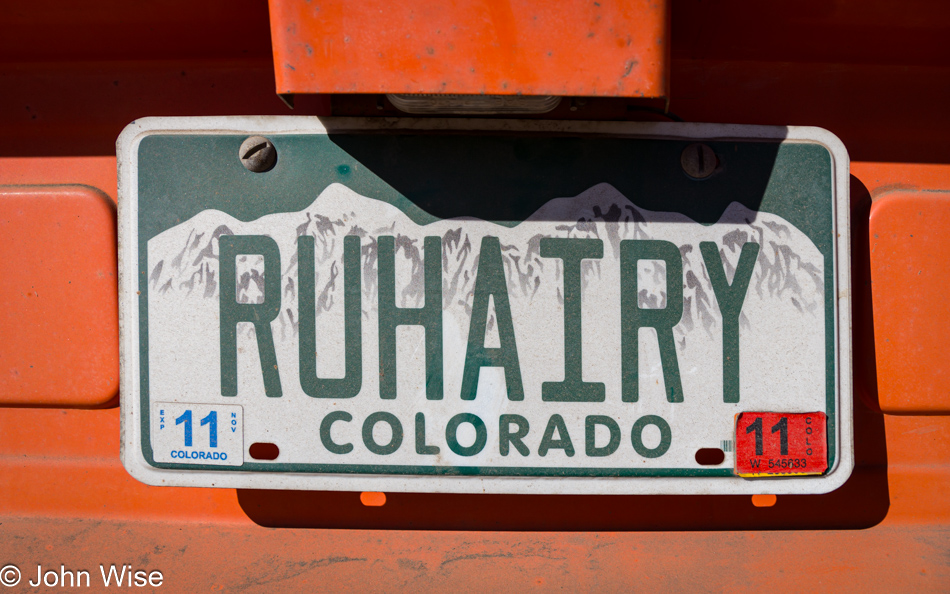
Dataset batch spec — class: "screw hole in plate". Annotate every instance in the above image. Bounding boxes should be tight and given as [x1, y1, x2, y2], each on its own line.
[695, 447, 726, 466]
[249, 442, 280, 460]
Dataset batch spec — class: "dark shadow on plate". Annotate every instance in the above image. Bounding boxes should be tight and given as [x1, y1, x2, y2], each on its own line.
[327, 131, 778, 224]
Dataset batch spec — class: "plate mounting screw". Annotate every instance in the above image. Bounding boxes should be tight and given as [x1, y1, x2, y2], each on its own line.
[239, 136, 277, 173]
[681, 143, 718, 179]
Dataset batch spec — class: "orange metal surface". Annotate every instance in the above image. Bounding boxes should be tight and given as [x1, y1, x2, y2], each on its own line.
[1, 0, 949, 590]
[869, 192, 950, 414]
[360, 492, 387, 507]
[268, 0, 669, 98]
[0, 158, 117, 195]
[0, 185, 118, 407]
[1, 517, 948, 591]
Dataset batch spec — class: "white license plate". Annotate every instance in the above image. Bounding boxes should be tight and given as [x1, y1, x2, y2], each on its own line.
[118, 117, 852, 494]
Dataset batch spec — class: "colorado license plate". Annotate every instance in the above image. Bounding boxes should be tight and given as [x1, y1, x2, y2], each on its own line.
[118, 117, 852, 494]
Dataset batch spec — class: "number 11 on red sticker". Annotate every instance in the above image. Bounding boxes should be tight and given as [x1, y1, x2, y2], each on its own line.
[734, 412, 828, 477]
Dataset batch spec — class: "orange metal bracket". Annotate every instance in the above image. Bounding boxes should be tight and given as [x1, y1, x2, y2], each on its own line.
[268, 0, 669, 98]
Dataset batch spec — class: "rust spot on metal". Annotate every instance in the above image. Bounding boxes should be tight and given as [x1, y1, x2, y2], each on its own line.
[621, 59, 639, 78]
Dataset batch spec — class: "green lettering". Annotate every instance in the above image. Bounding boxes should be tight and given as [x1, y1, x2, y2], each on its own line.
[362, 412, 403, 455]
[585, 415, 620, 457]
[538, 414, 575, 457]
[377, 236, 443, 400]
[540, 238, 606, 402]
[499, 414, 530, 456]
[460, 236, 525, 401]
[630, 415, 672, 458]
[219, 235, 283, 398]
[445, 413, 487, 457]
[620, 240, 684, 403]
[298, 235, 362, 398]
[320, 411, 353, 454]
[415, 412, 440, 455]
[700, 241, 760, 403]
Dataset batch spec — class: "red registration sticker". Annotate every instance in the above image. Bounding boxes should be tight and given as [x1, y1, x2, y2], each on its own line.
[734, 412, 828, 477]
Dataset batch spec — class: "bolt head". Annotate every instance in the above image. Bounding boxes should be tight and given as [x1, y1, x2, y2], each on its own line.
[681, 143, 718, 179]
[239, 136, 277, 173]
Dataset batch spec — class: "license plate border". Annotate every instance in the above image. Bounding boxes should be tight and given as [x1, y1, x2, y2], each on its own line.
[117, 116, 853, 495]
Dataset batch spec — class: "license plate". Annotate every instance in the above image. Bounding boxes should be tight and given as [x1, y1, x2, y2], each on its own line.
[118, 117, 852, 494]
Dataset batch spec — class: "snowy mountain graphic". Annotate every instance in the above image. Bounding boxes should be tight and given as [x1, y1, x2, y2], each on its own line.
[147, 182, 824, 347]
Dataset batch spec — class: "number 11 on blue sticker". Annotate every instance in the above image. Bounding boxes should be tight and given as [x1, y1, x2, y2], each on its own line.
[151, 403, 244, 466]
